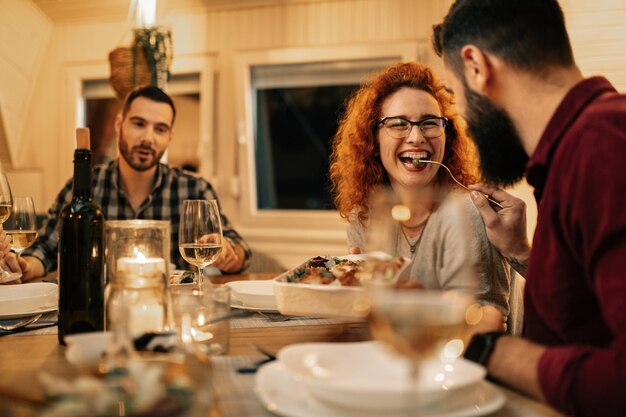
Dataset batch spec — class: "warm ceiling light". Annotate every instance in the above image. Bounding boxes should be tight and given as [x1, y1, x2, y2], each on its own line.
[136, 0, 156, 27]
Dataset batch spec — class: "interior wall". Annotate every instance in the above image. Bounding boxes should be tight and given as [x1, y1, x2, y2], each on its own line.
[5, 0, 626, 267]
[168, 94, 201, 169]
[562, 0, 626, 91]
[0, 0, 51, 209]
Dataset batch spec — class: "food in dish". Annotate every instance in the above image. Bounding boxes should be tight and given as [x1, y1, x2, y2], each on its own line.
[273, 254, 411, 318]
[169, 270, 195, 285]
[285, 255, 405, 287]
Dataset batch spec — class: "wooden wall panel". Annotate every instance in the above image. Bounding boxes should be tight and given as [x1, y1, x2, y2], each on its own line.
[199, 0, 438, 51]
[563, 1, 626, 91]
[0, 0, 52, 168]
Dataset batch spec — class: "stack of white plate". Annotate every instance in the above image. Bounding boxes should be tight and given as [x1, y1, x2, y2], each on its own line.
[255, 341, 506, 417]
[0, 282, 58, 319]
[226, 280, 278, 312]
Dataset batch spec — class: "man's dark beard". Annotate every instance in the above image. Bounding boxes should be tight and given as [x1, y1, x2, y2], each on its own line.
[463, 81, 529, 187]
[118, 126, 162, 172]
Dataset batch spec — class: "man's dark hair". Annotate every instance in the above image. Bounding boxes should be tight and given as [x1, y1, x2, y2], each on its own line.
[433, 0, 575, 76]
[122, 85, 177, 125]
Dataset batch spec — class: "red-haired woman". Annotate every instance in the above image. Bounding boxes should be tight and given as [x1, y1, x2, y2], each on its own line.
[330, 62, 511, 326]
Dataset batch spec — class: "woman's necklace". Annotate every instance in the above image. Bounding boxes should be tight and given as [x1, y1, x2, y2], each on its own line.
[400, 216, 430, 230]
[399, 216, 430, 254]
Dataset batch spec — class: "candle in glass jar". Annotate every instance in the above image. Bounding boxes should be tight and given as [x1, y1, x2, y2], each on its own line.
[115, 251, 167, 335]
[128, 303, 164, 336]
[117, 253, 166, 277]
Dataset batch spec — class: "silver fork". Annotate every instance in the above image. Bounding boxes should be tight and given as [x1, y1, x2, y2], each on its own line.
[0, 314, 42, 331]
[418, 159, 503, 210]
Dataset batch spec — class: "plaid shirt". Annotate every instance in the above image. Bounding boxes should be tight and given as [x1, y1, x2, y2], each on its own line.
[24, 160, 251, 272]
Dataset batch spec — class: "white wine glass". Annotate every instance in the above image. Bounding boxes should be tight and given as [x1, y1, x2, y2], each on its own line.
[0, 171, 16, 282]
[4, 197, 38, 263]
[178, 200, 223, 292]
[363, 186, 482, 411]
[368, 287, 480, 410]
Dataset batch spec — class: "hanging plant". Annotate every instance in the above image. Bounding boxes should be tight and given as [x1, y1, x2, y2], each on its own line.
[109, 26, 174, 99]
[133, 26, 173, 88]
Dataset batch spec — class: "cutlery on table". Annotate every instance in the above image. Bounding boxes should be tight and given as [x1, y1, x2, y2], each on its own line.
[0, 314, 43, 331]
[251, 343, 277, 360]
[0, 322, 57, 337]
[237, 344, 277, 374]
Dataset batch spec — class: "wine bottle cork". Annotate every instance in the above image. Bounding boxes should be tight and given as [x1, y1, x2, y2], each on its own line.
[76, 128, 90, 150]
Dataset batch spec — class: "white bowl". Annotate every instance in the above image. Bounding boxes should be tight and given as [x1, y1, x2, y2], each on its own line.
[226, 280, 276, 309]
[65, 332, 112, 368]
[278, 341, 486, 411]
[0, 283, 58, 316]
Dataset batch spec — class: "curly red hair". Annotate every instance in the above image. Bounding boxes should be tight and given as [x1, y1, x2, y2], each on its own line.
[330, 62, 479, 222]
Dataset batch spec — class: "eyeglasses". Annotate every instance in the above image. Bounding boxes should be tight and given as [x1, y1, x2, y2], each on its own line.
[378, 116, 448, 140]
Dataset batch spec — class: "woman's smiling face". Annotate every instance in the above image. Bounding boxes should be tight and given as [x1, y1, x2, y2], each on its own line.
[377, 87, 446, 189]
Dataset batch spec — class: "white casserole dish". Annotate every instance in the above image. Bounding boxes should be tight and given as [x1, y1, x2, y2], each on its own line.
[272, 253, 410, 319]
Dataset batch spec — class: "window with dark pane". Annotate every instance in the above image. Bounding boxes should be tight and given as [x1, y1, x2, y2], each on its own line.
[255, 84, 358, 210]
[251, 58, 397, 211]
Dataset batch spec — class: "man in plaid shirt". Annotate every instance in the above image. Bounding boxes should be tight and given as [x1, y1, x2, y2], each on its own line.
[7, 85, 251, 282]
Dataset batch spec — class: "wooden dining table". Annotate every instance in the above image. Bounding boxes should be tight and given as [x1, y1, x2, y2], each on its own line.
[0, 272, 565, 417]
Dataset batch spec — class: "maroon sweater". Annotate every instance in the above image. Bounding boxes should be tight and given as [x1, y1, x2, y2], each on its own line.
[525, 77, 626, 416]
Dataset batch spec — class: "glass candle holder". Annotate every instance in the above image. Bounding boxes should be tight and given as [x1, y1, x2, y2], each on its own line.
[104, 220, 172, 336]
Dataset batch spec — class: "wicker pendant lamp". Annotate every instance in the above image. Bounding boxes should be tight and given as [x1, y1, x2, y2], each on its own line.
[108, 0, 173, 99]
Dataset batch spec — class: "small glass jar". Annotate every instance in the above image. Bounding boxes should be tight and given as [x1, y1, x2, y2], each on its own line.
[104, 220, 172, 335]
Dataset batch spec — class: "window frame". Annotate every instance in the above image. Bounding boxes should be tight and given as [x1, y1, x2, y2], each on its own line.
[234, 43, 422, 231]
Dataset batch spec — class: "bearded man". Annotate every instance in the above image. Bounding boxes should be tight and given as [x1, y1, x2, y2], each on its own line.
[432, 1, 626, 416]
[6, 85, 250, 282]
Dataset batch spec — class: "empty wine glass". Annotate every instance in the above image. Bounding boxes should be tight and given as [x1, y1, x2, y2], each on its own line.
[178, 200, 223, 292]
[363, 186, 402, 256]
[360, 186, 414, 284]
[4, 197, 38, 262]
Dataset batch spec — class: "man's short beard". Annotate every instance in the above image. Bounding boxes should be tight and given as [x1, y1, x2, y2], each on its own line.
[118, 126, 162, 172]
[463, 80, 529, 188]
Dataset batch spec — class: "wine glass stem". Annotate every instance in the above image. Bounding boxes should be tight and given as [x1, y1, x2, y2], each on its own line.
[409, 359, 421, 411]
[197, 264, 208, 293]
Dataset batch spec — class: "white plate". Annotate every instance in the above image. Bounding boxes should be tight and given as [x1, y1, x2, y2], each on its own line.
[256, 361, 505, 417]
[230, 298, 279, 313]
[0, 283, 58, 319]
[226, 280, 276, 309]
[278, 341, 486, 411]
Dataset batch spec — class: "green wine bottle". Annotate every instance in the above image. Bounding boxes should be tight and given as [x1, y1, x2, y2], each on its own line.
[58, 128, 105, 345]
